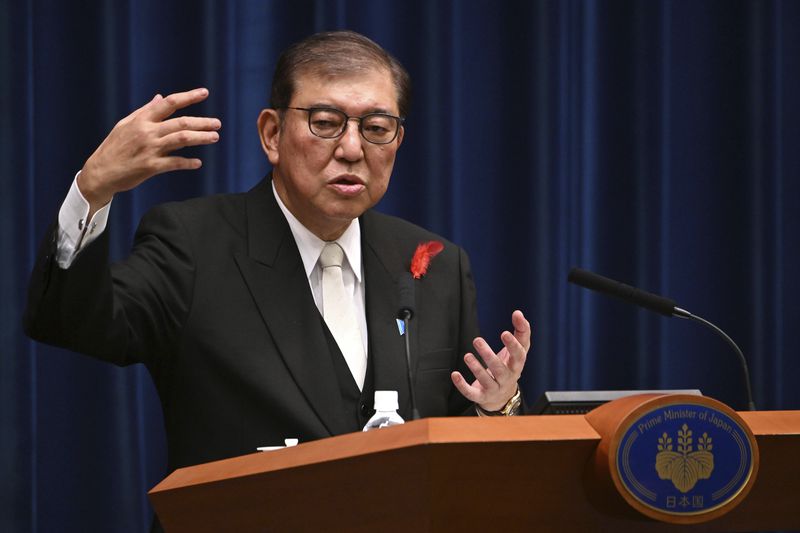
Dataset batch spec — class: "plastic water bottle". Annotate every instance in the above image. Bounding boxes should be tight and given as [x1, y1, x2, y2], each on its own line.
[362, 390, 405, 431]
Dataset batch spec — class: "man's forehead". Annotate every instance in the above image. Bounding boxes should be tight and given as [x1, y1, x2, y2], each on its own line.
[291, 68, 399, 111]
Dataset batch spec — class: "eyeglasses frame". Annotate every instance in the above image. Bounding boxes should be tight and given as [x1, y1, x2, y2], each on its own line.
[285, 106, 405, 145]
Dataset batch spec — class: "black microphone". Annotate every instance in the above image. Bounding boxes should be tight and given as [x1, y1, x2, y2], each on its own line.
[397, 272, 415, 320]
[396, 273, 420, 420]
[568, 267, 756, 411]
[568, 268, 681, 317]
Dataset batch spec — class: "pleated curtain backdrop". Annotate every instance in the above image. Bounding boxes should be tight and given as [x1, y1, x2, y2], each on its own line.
[1, 1, 798, 530]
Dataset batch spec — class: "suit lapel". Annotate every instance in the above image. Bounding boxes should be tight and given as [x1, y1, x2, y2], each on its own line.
[361, 211, 418, 420]
[233, 179, 349, 437]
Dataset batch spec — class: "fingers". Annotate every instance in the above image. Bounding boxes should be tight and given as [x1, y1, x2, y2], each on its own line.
[80, 88, 218, 202]
[145, 87, 210, 121]
[146, 90, 221, 152]
[468, 312, 531, 382]
[467, 311, 531, 386]
[117, 94, 159, 125]
[452, 311, 532, 411]
[451, 371, 482, 403]
[159, 116, 221, 136]
[160, 129, 220, 153]
[464, 348, 503, 390]
[511, 310, 531, 352]
[499, 330, 528, 376]
[471, 338, 508, 383]
[491, 310, 530, 376]
[452, 352, 513, 411]
[152, 156, 203, 174]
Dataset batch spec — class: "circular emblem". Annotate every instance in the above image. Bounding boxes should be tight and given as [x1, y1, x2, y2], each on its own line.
[611, 395, 758, 523]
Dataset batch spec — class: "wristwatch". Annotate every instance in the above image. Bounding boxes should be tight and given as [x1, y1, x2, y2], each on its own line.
[475, 386, 522, 417]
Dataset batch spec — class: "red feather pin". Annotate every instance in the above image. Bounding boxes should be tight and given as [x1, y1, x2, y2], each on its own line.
[410, 241, 444, 279]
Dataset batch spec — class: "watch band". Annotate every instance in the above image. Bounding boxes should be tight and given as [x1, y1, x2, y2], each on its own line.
[475, 386, 522, 417]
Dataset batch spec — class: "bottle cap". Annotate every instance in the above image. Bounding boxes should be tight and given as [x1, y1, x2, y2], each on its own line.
[374, 390, 399, 411]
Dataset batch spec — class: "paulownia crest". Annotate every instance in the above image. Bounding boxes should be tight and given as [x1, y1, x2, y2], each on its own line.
[655, 423, 714, 493]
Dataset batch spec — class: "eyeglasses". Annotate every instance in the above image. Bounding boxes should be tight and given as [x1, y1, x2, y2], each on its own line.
[286, 107, 404, 144]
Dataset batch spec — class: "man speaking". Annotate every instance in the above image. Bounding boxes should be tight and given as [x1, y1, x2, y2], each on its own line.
[24, 31, 529, 474]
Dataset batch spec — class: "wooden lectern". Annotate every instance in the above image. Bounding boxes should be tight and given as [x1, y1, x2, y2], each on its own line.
[150, 407, 800, 532]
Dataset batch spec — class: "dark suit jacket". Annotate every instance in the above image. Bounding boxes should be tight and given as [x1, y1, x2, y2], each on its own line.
[24, 177, 480, 471]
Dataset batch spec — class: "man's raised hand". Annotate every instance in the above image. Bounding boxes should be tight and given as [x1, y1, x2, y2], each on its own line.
[451, 310, 530, 412]
[78, 88, 221, 216]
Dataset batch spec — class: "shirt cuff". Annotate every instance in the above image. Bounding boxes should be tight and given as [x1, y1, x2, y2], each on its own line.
[56, 171, 112, 268]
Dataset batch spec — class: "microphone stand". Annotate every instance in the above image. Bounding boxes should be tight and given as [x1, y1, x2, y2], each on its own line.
[400, 309, 421, 420]
[568, 267, 757, 411]
[674, 307, 757, 411]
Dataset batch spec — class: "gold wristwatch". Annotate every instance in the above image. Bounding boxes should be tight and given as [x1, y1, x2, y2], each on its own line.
[475, 386, 522, 417]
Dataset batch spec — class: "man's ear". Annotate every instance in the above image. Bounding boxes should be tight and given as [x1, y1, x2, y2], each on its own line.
[257, 109, 281, 166]
[396, 125, 404, 148]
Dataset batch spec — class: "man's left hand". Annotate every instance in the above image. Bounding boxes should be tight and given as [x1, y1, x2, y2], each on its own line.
[451, 310, 530, 412]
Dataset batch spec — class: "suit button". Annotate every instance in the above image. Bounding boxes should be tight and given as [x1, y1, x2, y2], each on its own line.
[360, 402, 370, 417]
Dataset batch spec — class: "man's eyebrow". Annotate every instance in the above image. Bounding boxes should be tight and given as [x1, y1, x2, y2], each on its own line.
[307, 103, 396, 115]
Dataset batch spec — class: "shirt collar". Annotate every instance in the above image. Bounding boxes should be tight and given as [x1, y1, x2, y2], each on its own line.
[272, 181, 362, 281]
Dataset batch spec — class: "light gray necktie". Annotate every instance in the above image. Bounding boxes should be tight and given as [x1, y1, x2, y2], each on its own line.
[319, 242, 366, 390]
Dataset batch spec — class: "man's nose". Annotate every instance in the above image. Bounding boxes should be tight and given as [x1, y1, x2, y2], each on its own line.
[334, 120, 364, 161]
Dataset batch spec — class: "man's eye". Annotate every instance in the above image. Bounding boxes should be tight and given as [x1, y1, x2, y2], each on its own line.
[312, 119, 339, 128]
[362, 116, 393, 134]
[363, 124, 389, 133]
[310, 110, 344, 128]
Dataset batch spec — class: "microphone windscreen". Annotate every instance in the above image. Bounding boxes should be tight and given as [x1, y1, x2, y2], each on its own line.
[397, 272, 416, 319]
[568, 267, 677, 316]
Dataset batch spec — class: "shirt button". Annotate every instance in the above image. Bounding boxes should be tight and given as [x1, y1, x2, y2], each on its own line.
[360, 402, 370, 417]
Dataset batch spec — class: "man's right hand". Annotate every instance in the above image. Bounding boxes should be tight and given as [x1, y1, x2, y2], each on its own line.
[78, 87, 221, 218]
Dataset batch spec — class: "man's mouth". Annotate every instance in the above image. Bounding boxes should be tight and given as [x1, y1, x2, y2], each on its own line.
[328, 175, 366, 196]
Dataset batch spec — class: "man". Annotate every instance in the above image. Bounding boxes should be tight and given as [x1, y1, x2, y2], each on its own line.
[25, 31, 529, 474]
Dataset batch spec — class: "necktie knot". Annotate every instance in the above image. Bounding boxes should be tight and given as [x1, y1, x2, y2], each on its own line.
[319, 242, 344, 269]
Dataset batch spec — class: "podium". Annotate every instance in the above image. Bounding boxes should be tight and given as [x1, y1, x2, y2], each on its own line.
[149, 408, 800, 532]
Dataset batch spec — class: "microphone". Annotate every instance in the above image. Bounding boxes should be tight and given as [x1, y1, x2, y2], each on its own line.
[397, 272, 415, 320]
[397, 273, 420, 420]
[568, 268, 683, 317]
[567, 267, 756, 411]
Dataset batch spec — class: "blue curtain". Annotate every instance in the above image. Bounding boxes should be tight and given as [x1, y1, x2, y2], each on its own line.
[2, 0, 798, 530]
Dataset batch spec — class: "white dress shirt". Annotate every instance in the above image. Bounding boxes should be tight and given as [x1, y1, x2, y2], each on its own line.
[271, 182, 369, 358]
[56, 173, 111, 268]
